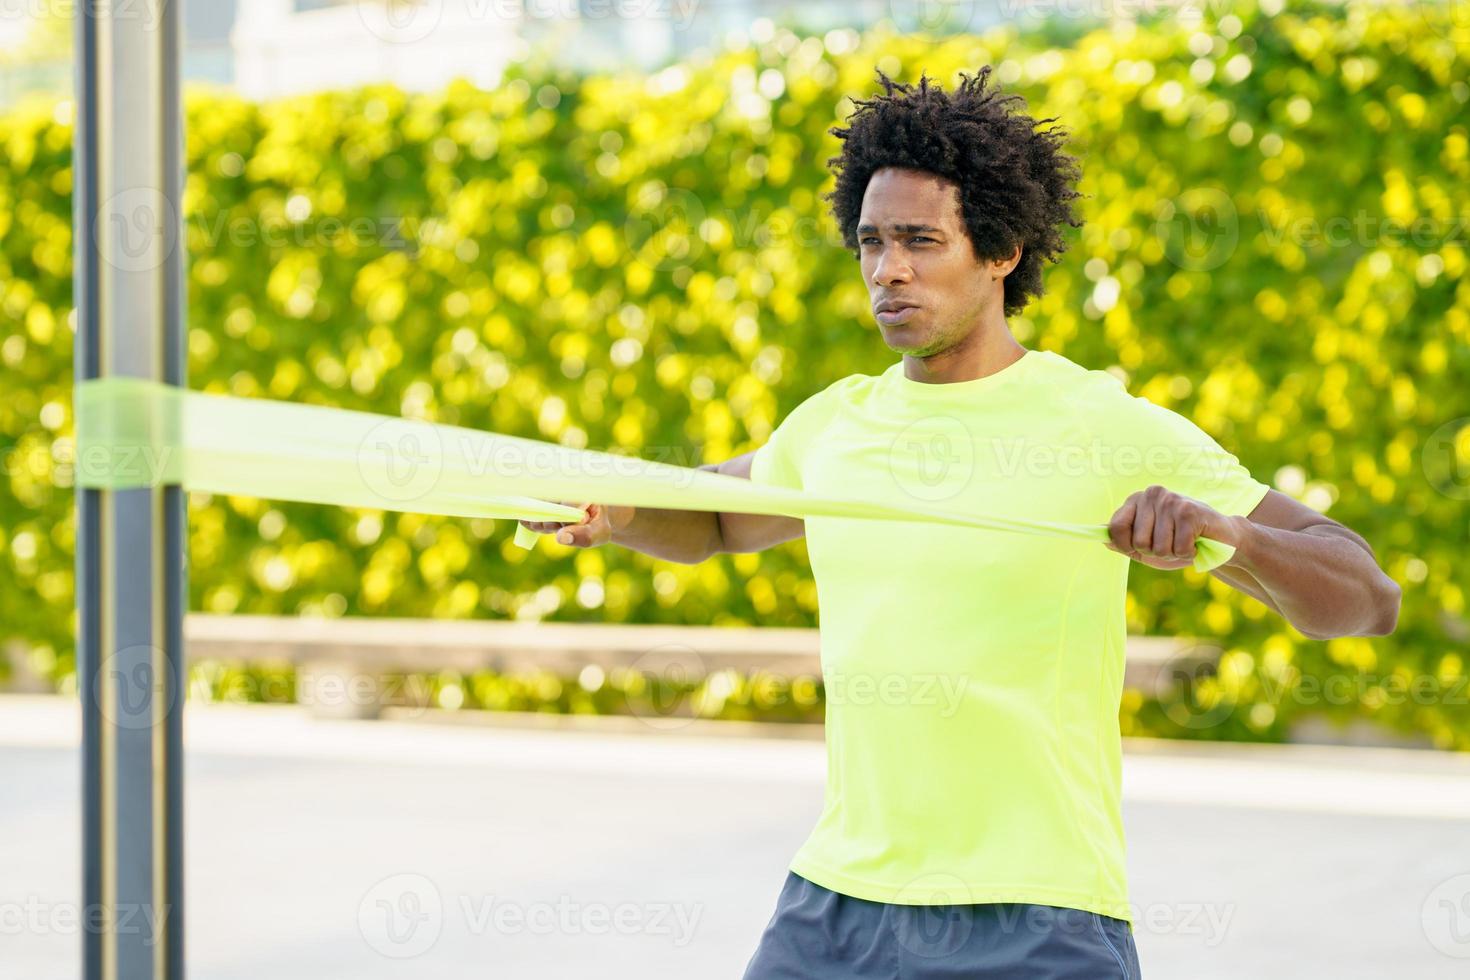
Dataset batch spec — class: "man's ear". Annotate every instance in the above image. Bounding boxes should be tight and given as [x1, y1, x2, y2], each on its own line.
[998, 244, 1023, 278]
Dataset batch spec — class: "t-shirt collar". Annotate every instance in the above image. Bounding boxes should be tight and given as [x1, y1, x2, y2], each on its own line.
[882, 348, 1041, 399]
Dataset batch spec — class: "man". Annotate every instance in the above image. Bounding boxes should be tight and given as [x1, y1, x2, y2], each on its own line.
[519, 67, 1401, 978]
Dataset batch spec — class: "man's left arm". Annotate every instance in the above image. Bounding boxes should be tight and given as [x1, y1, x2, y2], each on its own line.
[1105, 485, 1403, 641]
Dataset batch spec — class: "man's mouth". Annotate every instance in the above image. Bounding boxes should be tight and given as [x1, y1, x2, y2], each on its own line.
[876, 305, 918, 326]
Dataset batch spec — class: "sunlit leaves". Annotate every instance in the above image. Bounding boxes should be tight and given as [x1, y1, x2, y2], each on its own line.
[0, 4, 1465, 743]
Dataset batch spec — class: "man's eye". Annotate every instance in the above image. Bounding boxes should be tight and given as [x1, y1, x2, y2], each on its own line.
[911, 236, 935, 244]
[859, 237, 879, 246]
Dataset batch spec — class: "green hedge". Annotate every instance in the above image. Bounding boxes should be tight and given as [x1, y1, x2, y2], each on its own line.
[2, 2, 1467, 746]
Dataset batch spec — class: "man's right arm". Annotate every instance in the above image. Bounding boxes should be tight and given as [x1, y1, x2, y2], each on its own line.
[516, 450, 805, 563]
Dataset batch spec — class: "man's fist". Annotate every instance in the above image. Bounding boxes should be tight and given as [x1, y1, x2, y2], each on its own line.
[518, 502, 634, 548]
[1105, 484, 1243, 570]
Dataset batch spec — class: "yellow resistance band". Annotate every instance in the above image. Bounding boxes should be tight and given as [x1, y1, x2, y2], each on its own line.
[72, 378, 1238, 572]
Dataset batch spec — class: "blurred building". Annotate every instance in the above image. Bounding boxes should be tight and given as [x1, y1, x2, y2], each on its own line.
[233, 0, 1002, 100]
[0, 0, 1010, 105]
[232, 0, 527, 98]
[183, 0, 240, 86]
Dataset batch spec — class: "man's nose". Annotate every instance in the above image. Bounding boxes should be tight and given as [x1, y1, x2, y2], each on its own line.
[871, 247, 912, 286]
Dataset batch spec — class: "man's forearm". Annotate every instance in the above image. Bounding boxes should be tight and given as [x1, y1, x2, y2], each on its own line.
[609, 505, 722, 564]
[1222, 517, 1401, 640]
[1207, 561, 1282, 615]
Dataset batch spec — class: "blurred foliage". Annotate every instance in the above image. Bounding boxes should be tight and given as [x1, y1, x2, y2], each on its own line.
[0, 8, 71, 67]
[175, 659, 827, 725]
[2, 2, 1468, 745]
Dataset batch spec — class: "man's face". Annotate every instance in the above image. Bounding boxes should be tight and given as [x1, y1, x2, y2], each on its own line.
[857, 167, 1013, 357]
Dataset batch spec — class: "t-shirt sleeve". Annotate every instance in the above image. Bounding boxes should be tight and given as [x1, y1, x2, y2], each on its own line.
[749, 428, 802, 489]
[1104, 388, 1271, 519]
[748, 383, 845, 491]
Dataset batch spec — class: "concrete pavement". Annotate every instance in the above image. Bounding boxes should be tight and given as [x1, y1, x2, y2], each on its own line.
[2, 696, 1467, 979]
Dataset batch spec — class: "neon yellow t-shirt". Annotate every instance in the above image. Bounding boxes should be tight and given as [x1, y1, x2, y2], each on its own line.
[749, 348, 1270, 922]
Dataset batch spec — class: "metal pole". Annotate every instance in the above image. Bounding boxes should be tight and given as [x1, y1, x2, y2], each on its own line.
[75, 2, 187, 978]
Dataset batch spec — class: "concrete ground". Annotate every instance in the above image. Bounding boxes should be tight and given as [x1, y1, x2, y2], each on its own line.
[2, 696, 1468, 979]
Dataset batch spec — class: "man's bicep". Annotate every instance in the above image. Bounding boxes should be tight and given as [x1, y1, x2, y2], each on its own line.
[697, 452, 805, 552]
[1243, 488, 1333, 532]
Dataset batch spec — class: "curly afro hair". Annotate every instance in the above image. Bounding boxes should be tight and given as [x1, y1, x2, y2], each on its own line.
[824, 66, 1084, 317]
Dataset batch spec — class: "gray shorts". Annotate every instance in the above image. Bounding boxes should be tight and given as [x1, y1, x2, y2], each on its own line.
[742, 871, 1141, 979]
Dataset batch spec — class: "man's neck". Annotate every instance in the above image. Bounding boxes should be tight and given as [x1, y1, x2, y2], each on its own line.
[901, 328, 1027, 385]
